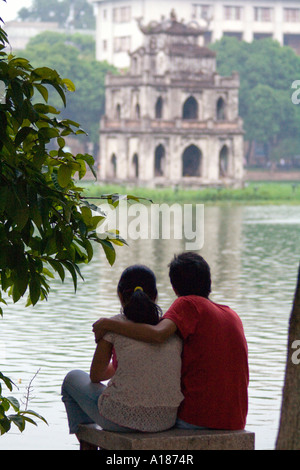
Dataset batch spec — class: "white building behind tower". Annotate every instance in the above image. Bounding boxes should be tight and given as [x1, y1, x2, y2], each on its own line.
[91, 0, 300, 68]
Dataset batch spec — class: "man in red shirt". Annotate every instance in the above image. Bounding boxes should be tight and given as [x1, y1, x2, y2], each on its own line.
[93, 252, 249, 430]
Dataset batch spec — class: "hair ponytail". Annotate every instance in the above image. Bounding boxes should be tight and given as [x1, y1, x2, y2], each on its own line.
[123, 288, 162, 325]
[117, 265, 162, 325]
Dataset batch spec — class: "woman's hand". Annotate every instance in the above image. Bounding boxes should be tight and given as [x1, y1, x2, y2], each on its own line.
[90, 339, 114, 383]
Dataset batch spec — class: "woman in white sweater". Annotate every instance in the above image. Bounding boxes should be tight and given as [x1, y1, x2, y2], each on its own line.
[61, 264, 183, 434]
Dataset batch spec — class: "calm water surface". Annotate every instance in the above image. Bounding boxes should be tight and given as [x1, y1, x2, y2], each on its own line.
[0, 204, 299, 450]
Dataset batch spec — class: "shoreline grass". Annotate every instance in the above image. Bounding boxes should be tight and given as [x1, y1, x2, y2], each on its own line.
[80, 181, 300, 205]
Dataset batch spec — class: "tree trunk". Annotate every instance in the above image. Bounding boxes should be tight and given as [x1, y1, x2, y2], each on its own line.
[276, 264, 300, 449]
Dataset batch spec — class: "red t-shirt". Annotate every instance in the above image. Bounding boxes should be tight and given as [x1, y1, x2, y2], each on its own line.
[163, 295, 249, 430]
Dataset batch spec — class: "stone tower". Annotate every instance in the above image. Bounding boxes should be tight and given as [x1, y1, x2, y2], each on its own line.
[99, 12, 244, 187]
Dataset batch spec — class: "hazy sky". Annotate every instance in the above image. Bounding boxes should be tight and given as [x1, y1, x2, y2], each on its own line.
[1, 0, 33, 22]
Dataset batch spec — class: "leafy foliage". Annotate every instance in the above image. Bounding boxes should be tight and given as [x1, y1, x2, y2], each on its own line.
[21, 31, 117, 147]
[17, 0, 95, 30]
[0, 1, 134, 435]
[211, 37, 300, 161]
[0, 47, 124, 311]
[0, 372, 48, 435]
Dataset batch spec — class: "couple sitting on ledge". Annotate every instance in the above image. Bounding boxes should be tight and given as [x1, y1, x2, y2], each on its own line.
[62, 252, 249, 435]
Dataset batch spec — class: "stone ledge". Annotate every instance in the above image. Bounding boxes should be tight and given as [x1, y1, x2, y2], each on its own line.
[76, 424, 255, 450]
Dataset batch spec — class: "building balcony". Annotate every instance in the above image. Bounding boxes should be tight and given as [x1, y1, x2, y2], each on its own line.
[101, 116, 243, 133]
[106, 72, 240, 89]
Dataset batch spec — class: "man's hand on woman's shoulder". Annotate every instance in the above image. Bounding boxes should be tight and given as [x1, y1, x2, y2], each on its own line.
[92, 318, 109, 343]
[92, 316, 126, 342]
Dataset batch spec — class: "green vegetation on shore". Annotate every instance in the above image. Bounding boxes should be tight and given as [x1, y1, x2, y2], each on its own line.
[81, 181, 300, 205]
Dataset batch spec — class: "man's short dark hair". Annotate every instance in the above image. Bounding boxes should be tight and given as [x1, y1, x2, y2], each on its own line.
[168, 252, 211, 298]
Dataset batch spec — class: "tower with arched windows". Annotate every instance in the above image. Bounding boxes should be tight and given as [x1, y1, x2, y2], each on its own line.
[99, 13, 244, 187]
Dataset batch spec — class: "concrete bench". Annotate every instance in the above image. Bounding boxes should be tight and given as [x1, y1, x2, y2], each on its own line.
[76, 423, 255, 450]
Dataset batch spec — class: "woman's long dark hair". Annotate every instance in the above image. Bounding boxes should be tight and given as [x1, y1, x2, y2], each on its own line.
[117, 265, 162, 325]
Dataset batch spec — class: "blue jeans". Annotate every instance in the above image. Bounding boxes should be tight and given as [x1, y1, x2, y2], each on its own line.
[175, 418, 208, 430]
[61, 369, 135, 434]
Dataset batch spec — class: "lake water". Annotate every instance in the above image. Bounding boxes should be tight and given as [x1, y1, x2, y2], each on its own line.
[0, 204, 299, 450]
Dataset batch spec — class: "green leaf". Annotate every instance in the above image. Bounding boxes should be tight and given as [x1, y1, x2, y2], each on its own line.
[90, 215, 105, 230]
[9, 415, 26, 432]
[14, 126, 34, 146]
[80, 206, 92, 225]
[61, 226, 73, 247]
[83, 200, 105, 215]
[98, 239, 116, 266]
[32, 66, 58, 81]
[62, 78, 76, 92]
[14, 204, 30, 231]
[34, 83, 49, 102]
[57, 164, 72, 187]
[61, 118, 80, 128]
[7, 396, 20, 412]
[108, 234, 127, 247]
[62, 260, 78, 291]
[0, 248, 8, 269]
[20, 409, 48, 425]
[78, 220, 87, 237]
[12, 277, 28, 303]
[46, 258, 65, 283]
[57, 137, 65, 148]
[0, 372, 14, 392]
[9, 57, 30, 68]
[76, 158, 87, 179]
[0, 403, 8, 416]
[29, 276, 41, 306]
[34, 103, 59, 114]
[47, 81, 67, 107]
[42, 267, 54, 279]
[51, 172, 63, 192]
[38, 126, 59, 140]
[81, 239, 94, 262]
[0, 417, 11, 435]
[10, 79, 24, 106]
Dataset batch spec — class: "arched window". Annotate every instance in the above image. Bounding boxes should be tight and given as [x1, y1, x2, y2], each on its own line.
[182, 145, 202, 177]
[216, 97, 226, 120]
[155, 97, 163, 119]
[135, 103, 140, 119]
[154, 144, 165, 176]
[133, 153, 139, 178]
[182, 96, 198, 120]
[132, 56, 138, 75]
[219, 145, 229, 177]
[110, 154, 117, 178]
[115, 104, 121, 120]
